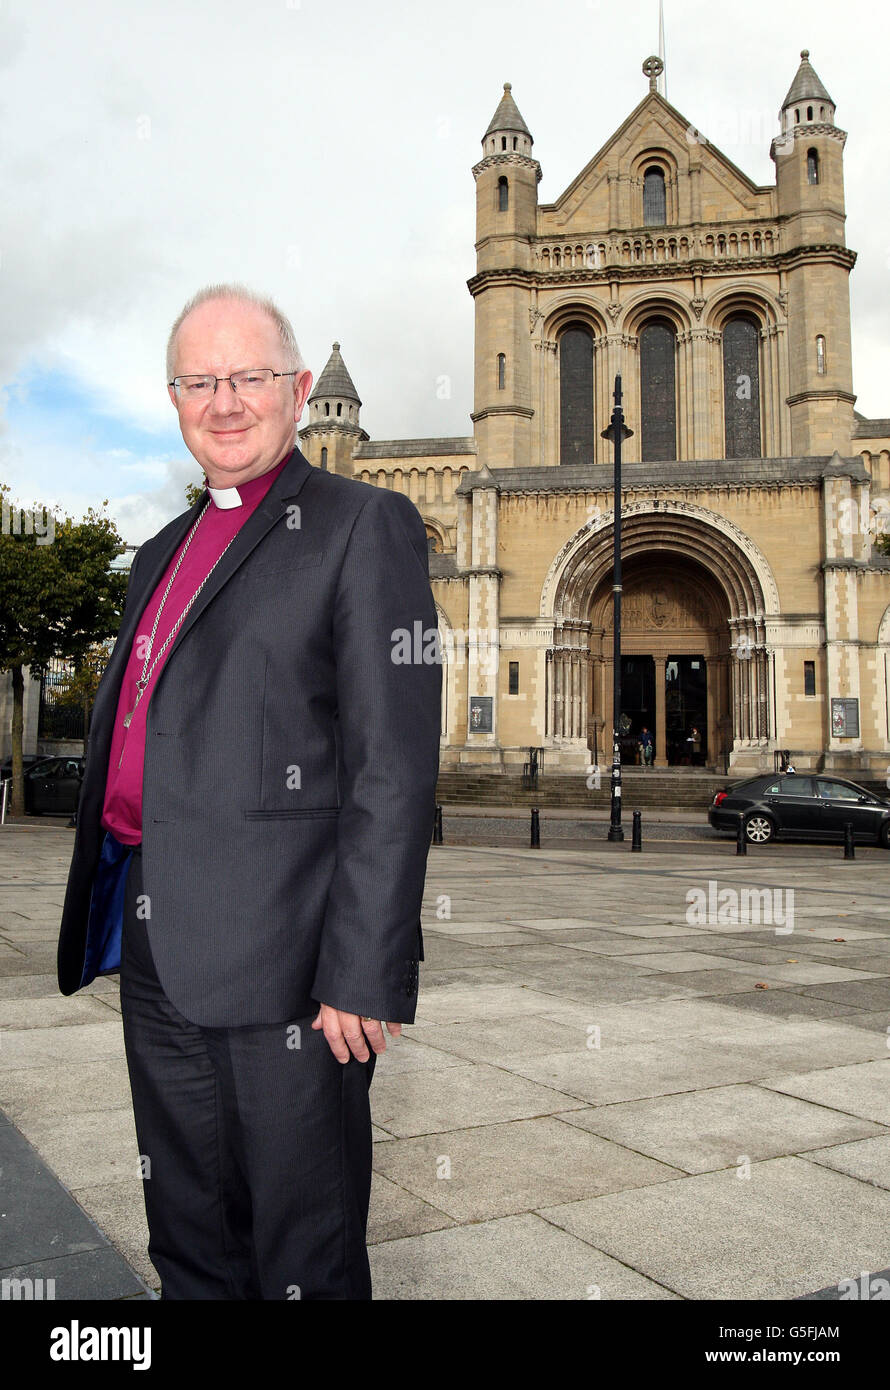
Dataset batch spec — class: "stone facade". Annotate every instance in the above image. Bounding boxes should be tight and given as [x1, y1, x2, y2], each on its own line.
[299, 54, 890, 778]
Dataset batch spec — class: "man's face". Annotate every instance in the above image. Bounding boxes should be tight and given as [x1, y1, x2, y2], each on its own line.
[168, 298, 313, 487]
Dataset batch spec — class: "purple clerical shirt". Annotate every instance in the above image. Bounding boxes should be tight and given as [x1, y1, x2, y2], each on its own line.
[101, 455, 289, 845]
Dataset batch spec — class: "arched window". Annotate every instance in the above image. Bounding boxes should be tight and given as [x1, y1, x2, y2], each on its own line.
[807, 148, 819, 184]
[639, 319, 676, 461]
[722, 316, 762, 458]
[816, 335, 826, 374]
[498, 176, 509, 211]
[795, 108, 800, 123]
[320, 446, 328, 471]
[497, 353, 506, 390]
[806, 105, 813, 121]
[324, 402, 330, 416]
[559, 324, 594, 466]
[643, 167, 666, 226]
[336, 402, 342, 417]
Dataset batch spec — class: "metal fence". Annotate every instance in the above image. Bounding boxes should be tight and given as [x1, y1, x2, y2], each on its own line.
[37, 658, 85, 742]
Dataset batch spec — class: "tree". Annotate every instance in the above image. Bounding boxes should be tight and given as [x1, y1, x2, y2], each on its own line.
[0, 486, 127, 816]
[185, 479, 206, 508]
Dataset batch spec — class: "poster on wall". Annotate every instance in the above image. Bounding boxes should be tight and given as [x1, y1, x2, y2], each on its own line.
[469, 696, 493, 732]
[830, 697, 860, 738]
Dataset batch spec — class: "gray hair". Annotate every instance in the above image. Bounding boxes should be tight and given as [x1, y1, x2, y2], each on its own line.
[166, 283, 306, 381]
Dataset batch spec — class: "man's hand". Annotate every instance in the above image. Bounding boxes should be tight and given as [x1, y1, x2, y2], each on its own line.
[311, 1003, 402, 1064]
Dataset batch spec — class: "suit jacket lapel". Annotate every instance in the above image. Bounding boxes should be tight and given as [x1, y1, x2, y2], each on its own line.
[92, 448, 314, 728]
[158, 447, 314, 663]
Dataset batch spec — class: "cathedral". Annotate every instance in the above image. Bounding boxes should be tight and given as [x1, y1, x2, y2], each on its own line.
[298, 51, 890, 778]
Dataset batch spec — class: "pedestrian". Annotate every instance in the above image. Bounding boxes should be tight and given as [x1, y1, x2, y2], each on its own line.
[56, 284, 441, 1300]
[638, 727, 654, 766]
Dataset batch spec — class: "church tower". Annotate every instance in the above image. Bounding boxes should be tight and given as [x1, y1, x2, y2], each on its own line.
[298, 341, 368, 475]
[771, 50, 856, 453]
[469, 83, 541, 469]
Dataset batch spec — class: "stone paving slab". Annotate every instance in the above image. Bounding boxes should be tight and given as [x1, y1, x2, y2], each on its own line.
[370, 1062, 586, 1138]
[537, 1155, 890, 1300]
[801, 1135, 890, 1190]
[372, 1115, 682, 1221]
[557, 1083, 888, 1173]
[0, 1111, 150, 1299]
[369, 1211, 680, 1300]
[758, 1059, 890, 1126]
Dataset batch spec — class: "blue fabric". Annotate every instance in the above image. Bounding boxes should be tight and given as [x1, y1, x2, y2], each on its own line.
[80, 831, 135, 987]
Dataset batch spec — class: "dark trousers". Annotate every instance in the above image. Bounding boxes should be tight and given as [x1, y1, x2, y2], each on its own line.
[119, 846, 375, 1300]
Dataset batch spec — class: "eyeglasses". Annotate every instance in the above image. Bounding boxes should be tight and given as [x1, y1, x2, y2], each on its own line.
[169, 369, 296, 402]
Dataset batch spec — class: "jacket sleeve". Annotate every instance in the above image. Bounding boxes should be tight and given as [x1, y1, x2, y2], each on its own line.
[310, 487, 441, 1022]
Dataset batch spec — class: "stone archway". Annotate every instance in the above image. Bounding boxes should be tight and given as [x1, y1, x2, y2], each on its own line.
[542, 502, 778, 771]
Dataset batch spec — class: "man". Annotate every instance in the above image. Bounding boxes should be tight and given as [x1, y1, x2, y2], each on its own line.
[638, 727, 653, 767]
[56, 284, 441, 1299]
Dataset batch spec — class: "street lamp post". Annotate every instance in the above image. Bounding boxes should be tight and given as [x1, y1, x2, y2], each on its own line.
[601, 375, 634, 843]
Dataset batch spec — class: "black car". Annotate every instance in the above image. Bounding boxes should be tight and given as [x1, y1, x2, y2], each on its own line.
[708, 772, 890, 847]
[7, 756, 86, 816]
[0, 753, 51, 781]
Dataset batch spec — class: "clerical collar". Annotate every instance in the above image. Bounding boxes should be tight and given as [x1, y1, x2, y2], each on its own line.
[207, 484, 242, 509]
[205, 453, 293, 511]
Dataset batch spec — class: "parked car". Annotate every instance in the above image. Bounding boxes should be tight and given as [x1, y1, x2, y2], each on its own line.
[709, 772, 890, 847]
[14, 756, 85, 816]
[0, 754, 52, 781]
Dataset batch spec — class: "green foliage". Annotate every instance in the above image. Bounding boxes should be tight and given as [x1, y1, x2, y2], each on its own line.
[185, 479, 206, 507]
[0, 485, 128, 676]
[0, 484, 129, 814]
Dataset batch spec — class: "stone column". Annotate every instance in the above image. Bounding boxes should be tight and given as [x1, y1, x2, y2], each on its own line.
[654, 657, 668, 766]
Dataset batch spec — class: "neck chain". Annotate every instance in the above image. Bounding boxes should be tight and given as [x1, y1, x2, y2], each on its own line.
[117, 501, 238, 765]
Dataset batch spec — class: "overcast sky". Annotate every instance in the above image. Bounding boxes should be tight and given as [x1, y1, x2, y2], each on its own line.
[1, 0, 887, 543]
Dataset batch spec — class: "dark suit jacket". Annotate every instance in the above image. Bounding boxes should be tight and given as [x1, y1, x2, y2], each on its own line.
[57, 447, 441, 1026]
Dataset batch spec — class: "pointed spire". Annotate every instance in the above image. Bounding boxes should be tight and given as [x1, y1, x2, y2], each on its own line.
[483, 82, 532, 142]
[782, 49, 834, 109]
[308, 341, 361, 407]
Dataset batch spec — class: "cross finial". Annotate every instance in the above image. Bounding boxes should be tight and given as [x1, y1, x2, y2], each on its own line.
[642, 54, 664, 93]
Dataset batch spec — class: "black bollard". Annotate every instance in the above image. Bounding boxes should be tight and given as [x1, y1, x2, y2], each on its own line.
[736, 813, 747, 855]
[631, 810, 642, 852]
[843, 822, 855, 860]
[433, 804, 443, 845]
[530, 807, 540, 848]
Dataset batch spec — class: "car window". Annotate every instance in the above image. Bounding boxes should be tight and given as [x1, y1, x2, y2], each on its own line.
[778, 776, 813, 796]
[29, 758, 60, 777]
[817, 780, 861, 801]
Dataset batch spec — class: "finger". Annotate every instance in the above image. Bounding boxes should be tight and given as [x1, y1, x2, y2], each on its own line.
[360, 1019, 387, 1054]
[310, 1008, 323, 1030]
[340, 1017, 370, 1062]
[321, 1012, 351, 1064]
[385, 1021, 402, 1038]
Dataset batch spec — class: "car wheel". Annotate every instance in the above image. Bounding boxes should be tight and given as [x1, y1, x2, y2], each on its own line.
[881, 822, 890, 849]
[745, 813, 774, 845]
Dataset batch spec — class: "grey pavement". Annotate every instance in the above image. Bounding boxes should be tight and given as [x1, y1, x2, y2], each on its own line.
[1, 818, 889, 1300]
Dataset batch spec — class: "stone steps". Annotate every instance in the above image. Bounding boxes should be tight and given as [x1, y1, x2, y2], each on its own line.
[435, 769, 728, 810]
[434, 769, 890, 810]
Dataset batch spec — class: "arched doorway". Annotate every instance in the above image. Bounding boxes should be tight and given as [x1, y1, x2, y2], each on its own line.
[542, 503, 779, 772]
[590, 555, 731, 766]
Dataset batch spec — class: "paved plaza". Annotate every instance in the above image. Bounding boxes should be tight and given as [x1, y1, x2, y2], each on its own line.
[1, 817, 889, 1300]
